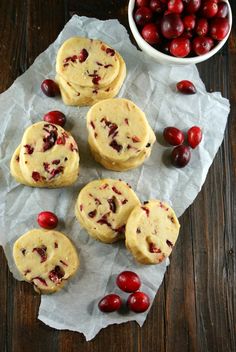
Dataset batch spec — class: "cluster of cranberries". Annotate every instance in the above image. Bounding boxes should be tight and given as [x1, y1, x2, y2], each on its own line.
[98, 271, 150, 313]
[133, 0, 230, 58]
[161, 79, 203, 167]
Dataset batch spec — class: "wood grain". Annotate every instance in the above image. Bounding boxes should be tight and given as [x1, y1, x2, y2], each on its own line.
[0, 1, 235, 351]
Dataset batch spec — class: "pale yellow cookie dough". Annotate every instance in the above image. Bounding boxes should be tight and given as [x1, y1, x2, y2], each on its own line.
[87, 98, 152, 163]
[75, 179, 140, 243]
[55, 52, 126, 107]
[10, 122, 80, 188]
[56, 37, 120, 88]
[125, 200, 180, 264]
[13, 229, 79, 293]
[88, 127, 156, 171]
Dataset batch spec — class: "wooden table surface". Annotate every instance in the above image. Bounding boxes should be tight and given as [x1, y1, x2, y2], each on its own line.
[0, 1, 235, 351]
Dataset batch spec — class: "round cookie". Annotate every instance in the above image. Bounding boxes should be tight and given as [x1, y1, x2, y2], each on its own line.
[75, 179, 140, 243]
[87, 98, 151, 163]
[13, 229, 79, 293]
[56, 37, 120, 88]
[125, 200, 180, 264]
[18, 122, 79, 187]
[88, 127, 156, 171]
[55, 52, 126, 107]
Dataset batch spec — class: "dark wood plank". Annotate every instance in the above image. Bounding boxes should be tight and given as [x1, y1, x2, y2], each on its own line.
[0, 1, 235, 351]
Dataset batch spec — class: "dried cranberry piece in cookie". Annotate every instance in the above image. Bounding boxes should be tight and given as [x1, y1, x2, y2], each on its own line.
[24, 144, 34, 155]
[32, 245, 47, 263]
[78, 48, 89, 63]
[48, 265, 65, 284]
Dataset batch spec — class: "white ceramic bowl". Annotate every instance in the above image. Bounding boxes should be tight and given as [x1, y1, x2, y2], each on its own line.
[128, 0, 232, 65]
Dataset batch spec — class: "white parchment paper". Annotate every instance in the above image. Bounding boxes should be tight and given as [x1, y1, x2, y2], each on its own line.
[0, 15, 230, 340]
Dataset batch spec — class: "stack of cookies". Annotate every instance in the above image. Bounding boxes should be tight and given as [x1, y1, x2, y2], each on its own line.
[55, 37, 126, 106]
[10, 122, 79, 187]
[87, 98, 156, 171]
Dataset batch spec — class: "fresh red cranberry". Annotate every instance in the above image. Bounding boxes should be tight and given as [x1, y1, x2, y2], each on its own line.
[161, 13, 184, 39]
[150, 0, 164, 13]
[216, 2, 228, 18]
[163, 127, 184, 145]
[192, 36, 214, 55]
[127, 292, 150, 313]
[78, 48, 89, 63]
[185, 0, 201, 13]
[209, 17, 230, 40]
[37, 211, 58, 229]
[170, 37, 191, 57]
[201, 0, 218, 18]
[168, 0, 184, 14]
[183, 15, 196, 31]
[141, 23, 161, 44]
[43, 111, 66, 127]
[98, 294, 122, 313]
[41, 79, 60, 97]
[187, 126, 202, 148]
[116, 271, 141, 293]
[134, 7, 153, 26]
[171, 145, 191, 167]
[176, 80, 196, 94]
[195, 18, 209, 36]
[136, 0, 150, 7]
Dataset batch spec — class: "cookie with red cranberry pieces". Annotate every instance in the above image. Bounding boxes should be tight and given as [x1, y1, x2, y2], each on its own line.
[56, 52, 126, 107]
[10, 122, 79, 188]
[75, 179, 140, 243]
[55, 37, 126, 106]
[56, 37, 120, 87]
[13, 229, 79, 293]
[88, 127, 156, 171]
[125, 200, 180, 264]
[87, 98, 156, 171]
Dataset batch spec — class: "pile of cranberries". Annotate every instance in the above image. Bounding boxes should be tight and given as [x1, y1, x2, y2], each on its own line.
[98, 271, 150, 313]
[133, 0, 230, 58]
[161, 79, 203, 167]
[163, 124, 202, 167]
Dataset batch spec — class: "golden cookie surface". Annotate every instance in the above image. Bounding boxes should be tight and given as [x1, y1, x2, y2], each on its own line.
[125, 200, 180, 264]
[13, 229, 79, 293]
[75, 179, 140, 243]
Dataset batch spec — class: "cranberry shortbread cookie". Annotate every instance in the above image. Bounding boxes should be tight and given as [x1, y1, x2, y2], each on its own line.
[56, 52, 126, 107]
[56, 37, 120, 88]
[87, 98, 156, 171]
[10, 122, 79, 187]
[88, 127, 156, 171]
[125, 200, 180, 264]
[75, 179, 140, 243]
[13, 229, 79, 293]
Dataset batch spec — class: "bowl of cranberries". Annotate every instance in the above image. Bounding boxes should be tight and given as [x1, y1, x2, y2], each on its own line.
[128, 0, 232, 65]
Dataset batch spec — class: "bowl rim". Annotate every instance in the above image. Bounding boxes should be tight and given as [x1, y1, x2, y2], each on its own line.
[128, 0, 232, 64]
